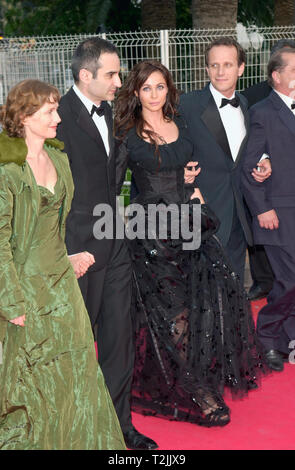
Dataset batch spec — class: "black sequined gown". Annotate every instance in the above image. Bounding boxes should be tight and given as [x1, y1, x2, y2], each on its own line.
[116, 117, 267, 425]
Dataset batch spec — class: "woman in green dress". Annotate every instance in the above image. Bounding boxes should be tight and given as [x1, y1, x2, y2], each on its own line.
[0, 79, 125, 450]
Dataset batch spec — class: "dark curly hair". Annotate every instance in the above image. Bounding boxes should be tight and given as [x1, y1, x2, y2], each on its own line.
[114, 60, 179, 149]
[0, 79, 60, 138]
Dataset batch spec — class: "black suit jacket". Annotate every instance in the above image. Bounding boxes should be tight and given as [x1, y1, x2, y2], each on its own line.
[57, 87, 117, 271]
[242, 90, 295, 247]
[241, 80, 272, 108]
[179, 84, 252, 247]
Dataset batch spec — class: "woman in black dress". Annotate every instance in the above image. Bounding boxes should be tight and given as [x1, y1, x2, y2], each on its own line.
[115, 61, 267, 427]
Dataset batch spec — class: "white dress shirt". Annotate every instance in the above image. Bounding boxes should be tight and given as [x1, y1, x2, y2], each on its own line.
[72, 84, 110, 156]
[210, 83, 246, 161]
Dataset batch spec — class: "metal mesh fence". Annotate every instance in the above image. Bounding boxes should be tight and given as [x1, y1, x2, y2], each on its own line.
[1, 26, 295, 200]
[1, 26, 295, 104]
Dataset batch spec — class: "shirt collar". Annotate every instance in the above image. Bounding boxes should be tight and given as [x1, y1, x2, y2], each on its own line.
[72, 84, 101, 115]
[274, 88, 295, 109]
[209, 83, 236, 108]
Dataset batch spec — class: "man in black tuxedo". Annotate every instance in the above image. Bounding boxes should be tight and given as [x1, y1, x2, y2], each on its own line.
[242, 47, 295, 372]
[57, 37, 157, 450]
[241, 39, 295, 301]
[179, 37, 255, 282]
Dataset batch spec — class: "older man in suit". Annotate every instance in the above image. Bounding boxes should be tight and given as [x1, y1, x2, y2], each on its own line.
[242, 47, 295, 372]
[242, 39, 295, 302]
[56, 37, 157, 450]
[179, 37, 255, 282]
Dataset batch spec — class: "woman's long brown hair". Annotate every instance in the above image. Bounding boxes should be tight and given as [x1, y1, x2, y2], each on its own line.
[114, 60, 179, 151]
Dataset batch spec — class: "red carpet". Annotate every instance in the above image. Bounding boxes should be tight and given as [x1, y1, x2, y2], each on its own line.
[130, 299, 295, 450]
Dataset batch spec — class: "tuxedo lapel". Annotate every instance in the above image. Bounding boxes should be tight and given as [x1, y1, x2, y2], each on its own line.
[104, 102, 115, 164]
[278, 107, 295, 138]
[233, 93, 249, 167]
[67, 88, 109, 159]
[201, 93, 233, 161]
[269, 91, 295, 139]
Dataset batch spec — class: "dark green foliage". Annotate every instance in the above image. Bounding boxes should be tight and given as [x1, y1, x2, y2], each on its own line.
[1, 0, 275, 36]
[238, 0, 275, 27]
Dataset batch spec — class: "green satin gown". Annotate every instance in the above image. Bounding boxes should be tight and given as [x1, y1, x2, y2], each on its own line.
[0, 165, 125, 450]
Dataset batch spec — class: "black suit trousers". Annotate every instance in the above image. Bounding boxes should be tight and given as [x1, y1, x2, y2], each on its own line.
[257, 244, 295, 354]
[248, 244, 274, 289]
[78, 238, 134, 432]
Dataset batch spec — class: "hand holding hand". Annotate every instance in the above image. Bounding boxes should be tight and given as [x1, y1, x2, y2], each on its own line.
[184, 161, 201, 184]
[252, 159, 272, 182]
[257, 209, 279, 230]
[69, 252, 95, 278]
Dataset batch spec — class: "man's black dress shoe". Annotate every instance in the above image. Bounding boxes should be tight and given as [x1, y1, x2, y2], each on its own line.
[123, 427, 158, 450]
[248, 284, 270, 301]
[265, 349, 284, 371]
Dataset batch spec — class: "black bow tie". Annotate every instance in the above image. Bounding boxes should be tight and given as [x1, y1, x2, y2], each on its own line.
[90, 102, 105, 117]
[291, 102, 295, 110]
[220, 96, 240, 108]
